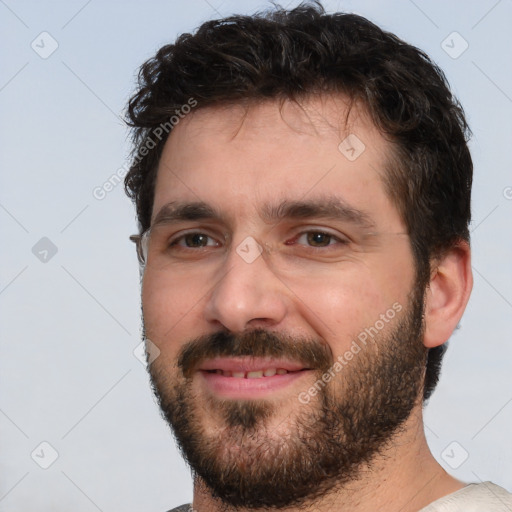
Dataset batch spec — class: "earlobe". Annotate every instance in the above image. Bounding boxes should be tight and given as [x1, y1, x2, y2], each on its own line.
[423, 241, 473, 349]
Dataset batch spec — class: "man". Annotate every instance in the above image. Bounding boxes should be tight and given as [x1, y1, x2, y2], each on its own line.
[124, 2, 512, 511]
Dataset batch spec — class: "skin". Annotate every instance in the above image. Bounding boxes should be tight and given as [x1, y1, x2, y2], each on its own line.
[141, 94, 473, 511]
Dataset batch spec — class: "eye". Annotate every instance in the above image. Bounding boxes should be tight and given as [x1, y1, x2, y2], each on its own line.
[291, 230, 349, 249]
[169, 232, 220, 249]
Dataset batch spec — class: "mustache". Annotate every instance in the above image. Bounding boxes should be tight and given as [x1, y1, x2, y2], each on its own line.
[178, 328, 333, 378]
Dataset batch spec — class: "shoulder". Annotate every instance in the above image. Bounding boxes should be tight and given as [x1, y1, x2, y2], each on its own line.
[165, 505, 193, 512]
[421, 482, 512, 512]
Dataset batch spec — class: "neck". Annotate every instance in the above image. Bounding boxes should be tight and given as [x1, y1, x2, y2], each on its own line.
[190, 405, 465, 512]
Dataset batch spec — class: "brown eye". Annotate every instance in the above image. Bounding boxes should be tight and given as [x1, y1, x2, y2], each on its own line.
[170, 232, 219, 249]
[184, 233, 209, 247]
[293, 230, 348, 249]
[306, 232, 333, 247]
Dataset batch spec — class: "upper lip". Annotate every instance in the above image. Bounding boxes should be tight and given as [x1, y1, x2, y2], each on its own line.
[197, 357, 308, 373]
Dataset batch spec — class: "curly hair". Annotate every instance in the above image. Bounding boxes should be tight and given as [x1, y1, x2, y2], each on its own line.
[124, 1, 472, 401]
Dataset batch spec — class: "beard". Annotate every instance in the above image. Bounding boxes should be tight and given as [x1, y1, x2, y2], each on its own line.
[145, 284, 427, 510]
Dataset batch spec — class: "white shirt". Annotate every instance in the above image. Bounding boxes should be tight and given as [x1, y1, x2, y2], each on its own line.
[419, 482, 512, 511]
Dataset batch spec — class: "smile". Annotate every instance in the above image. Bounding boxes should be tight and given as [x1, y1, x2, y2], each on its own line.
[205, 368, 298, 378]
[197, 357, 312, 398]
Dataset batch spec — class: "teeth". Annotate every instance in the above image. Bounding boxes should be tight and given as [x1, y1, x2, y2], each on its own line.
[213, 368, 291, 378]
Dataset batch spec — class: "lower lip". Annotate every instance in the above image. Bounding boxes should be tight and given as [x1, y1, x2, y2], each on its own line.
[199, 370, 311, 399]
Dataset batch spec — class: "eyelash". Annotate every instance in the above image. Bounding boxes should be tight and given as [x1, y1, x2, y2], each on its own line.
[290, 231, 349, 249]
[169, 232, 219, 249]
[168, 230, 350, 251]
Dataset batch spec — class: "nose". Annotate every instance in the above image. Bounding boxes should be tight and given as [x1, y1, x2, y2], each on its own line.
[203, 241, 289, 333]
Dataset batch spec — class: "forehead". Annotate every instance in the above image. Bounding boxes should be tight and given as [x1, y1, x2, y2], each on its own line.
[152, 95, 404, 232]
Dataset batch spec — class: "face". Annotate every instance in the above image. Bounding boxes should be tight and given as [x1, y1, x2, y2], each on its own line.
[141, 96, 428, 508]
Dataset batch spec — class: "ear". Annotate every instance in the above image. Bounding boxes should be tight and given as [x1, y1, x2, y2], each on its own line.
[423, 241, 473, 348]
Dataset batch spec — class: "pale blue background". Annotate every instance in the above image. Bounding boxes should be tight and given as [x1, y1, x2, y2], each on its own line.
[0, 1, 511, 510]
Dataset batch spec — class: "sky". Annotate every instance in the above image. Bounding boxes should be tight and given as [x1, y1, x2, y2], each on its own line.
[0, 0, 511, 510]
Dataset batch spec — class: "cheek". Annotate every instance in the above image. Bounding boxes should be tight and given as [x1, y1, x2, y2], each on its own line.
[141, 271, 204, 350]
[303, 276, 383, 334]
[370, 247, 417, 306]
[293, 265, 409, 356]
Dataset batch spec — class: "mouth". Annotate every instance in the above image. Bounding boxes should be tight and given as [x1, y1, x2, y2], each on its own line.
[196, 357, 312, 398]
[204, 368, 300, 378]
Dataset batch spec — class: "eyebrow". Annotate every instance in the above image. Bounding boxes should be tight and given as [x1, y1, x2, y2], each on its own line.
[261, 197, 375, 229]
[151, 196, 376, 230]
[152, 201, 224, 228]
